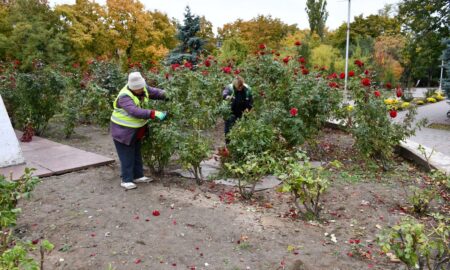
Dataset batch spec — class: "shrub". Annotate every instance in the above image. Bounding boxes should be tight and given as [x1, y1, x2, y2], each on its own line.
[279, 152, 329, 219]
[12, 66, 68, 135]
[408, 186, 435, 214]
[225, 152, 278, 199]
[0, 169, 54, 269]
[377, 216, 449, 270]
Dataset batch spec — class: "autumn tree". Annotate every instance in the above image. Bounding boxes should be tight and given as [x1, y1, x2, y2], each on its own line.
[197, 16, 217, 55]
[218, 15, 297, 52]
[1, 0, 69, 70]
[167, 6, 205, 65]
[373, 35, 405, 83]
[329, 12, 401, 51]
[305, 0, 328, 40]
[55, 0, 109, 65]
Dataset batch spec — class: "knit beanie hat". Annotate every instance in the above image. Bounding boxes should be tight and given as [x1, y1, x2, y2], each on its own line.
[128, 72, 145, 90]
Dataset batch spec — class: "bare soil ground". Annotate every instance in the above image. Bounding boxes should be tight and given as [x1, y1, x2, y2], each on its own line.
[14, 123, 447, 270]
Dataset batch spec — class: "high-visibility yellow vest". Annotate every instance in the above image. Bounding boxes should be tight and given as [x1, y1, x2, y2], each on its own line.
[110, 85, 150, 128]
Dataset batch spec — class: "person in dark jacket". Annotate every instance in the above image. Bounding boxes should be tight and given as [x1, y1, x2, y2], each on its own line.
[222, 76, 253, 144]
[111, 72, 167, 190]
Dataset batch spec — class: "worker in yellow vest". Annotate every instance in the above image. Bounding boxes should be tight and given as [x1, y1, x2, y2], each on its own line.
[111, 72, 167, 190]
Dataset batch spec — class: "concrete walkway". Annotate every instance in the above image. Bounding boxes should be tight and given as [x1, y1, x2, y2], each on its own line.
[394, 89, 450, 173]
[397, 100, 450, 156]
[0, 131, 114, 181]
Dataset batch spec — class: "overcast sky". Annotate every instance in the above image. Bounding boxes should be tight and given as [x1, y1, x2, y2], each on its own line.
[49, 0, 402, 33]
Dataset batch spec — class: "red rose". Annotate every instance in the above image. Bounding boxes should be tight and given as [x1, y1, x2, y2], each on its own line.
[171, 63, 180, 71]
[364, 69, 369, 75]
[339, 72, 345, 79]
[234, 69, 241, 75]
[302, 68, 309, 75]
[385, 82, 392, 89]
[354, 59, 364, 67]
[396, 88, 403, 97]
[290, 107, 298, 117]
[283, 56, 290, 64]
[259, 44, 266, 50]
[222, 66, 232, 74]
[361, 78, 371, 87]
[374, 90, 381, 97]
[348, 70, 355, 77]
[184, 62, 193, 69]
[328, 82, 338, 88]
[204, 59, 211, 67]
[390, 110, 397, 118]
[152, 210, 160, 216]
[294, 40, 302, 46]
[298, 57, 306, 64]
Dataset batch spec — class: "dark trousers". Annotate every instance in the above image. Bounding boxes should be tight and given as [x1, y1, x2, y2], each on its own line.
[224, 115, 238, 145]
[113, 139, 144, 183]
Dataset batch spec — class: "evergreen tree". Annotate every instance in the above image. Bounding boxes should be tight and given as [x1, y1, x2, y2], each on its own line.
[167, 6, 205, 65]
[305, 0, 328, 40]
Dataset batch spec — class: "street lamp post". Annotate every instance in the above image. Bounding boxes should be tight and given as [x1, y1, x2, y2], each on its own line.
[439, 59, 444, 91]
[344, 0, 351, 103]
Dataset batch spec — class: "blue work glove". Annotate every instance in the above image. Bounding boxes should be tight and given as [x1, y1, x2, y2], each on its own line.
[154, 111, 167, 121]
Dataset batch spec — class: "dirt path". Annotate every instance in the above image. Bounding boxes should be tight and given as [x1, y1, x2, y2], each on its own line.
[15, 124, 427, 270]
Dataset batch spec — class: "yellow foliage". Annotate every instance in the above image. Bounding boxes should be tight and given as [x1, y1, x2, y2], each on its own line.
[310, 44, 343, 70]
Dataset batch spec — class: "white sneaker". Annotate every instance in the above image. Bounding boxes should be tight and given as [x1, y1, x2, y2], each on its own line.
[133, 176, 154, 183]
[121, 182, 137, 190]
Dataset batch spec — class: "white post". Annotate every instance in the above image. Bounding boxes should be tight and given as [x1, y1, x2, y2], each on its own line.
[344, 0, 351, 102]
[439, 59, 444, 91]
[0, 95, 25, 168]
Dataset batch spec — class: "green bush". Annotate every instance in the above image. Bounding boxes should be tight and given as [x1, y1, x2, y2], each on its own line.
[279, 152, 329, 219]
[378, 216, 449, 270]
[11, 67, 68, 135]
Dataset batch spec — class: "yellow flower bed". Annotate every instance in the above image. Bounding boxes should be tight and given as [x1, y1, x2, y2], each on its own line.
[384, 98, 399, 105]
[416, 100, 425, 105]
[426, 97, 437, 103]
[433, 94, 445, 101]
[401, 102, 410, 109]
